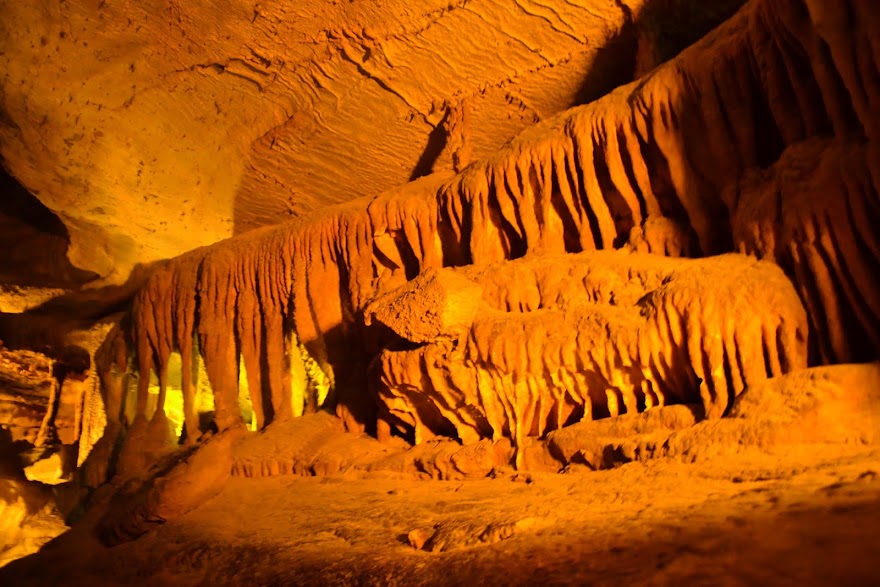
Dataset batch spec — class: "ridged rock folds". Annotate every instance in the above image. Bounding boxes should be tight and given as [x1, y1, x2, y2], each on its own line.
[85, 0, 878, 475]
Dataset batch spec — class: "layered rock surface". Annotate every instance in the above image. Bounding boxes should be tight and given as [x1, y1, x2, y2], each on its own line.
[0, 0, 877, 578]
[0, 346, 55, 445]
[0, 0, 738, 280]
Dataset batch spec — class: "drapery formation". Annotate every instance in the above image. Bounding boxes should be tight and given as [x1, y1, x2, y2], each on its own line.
[105, 0, 878, 455]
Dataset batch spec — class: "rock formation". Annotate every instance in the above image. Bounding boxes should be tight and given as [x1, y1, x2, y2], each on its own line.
[0, 0, 878, 577]
[96, 425, 242, 546]
[373, 252, 807, 466]
[98, 0, 878, 466]
[2, 0, 730, 281]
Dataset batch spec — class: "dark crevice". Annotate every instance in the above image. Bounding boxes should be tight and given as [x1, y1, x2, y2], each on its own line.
[569, 134, 604, 249]
[813, 36, 864, 138]
[634, 109, 691, 230]
[0, 164, 98, 288]
[744, 54, 787, 168]
[499, 168, 528, 248]
[486, 176, 526, 260]
[615, 127, 648, 221]
[549, 155, 584, 253]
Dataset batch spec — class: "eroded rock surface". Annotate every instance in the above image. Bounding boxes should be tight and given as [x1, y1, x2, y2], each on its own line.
[0, 429, 68, 568]
[0, 0, 878, 575]
[375, 252, 807, 465]
[0, 0, 720, 280]
[96, 425, 242, 546]
[0, 346, 55, 445]
[106, 0, 879, 464]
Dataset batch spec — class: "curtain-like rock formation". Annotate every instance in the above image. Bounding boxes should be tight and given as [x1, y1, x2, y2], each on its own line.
[90, 0, 878, 476]
[373, 253, 807, 466]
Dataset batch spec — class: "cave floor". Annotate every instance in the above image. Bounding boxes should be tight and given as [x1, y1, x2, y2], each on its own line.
[4, 443, 880, 586]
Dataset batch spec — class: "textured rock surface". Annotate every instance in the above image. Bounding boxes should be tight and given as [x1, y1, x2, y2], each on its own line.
[96, 425, 242, 546]
[548, 362, 880, 468]
[365, 267, 484, 344]
[0, 430, 68, 568]
[0, 477, 68, 568]
[108, 0, 879, 459]
[0, 0, 878, 578]
[3, 439, 880, 585]
[0, 168, 97, 293]
[0, 0, 724, 280]
[0, 346, 55, 444]
[375, 252, 807, 463]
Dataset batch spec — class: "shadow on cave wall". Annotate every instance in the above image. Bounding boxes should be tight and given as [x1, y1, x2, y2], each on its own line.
[0, 164, 154, 358]
[0, 263, 154, 357]
[408, 109, 455, 182]
[0, 165, 98, 289]
[402, 0, 750, 199]
[405, 0, 749, 182]
[574, 0, 748, 107]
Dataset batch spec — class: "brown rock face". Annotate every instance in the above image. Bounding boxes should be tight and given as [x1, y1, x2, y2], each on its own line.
[96, 425, 242, 546]
[545, 362, 880, 468]
[365, 267, 484, 344]
[1, 0, 879, 579]
[0, 347, 55, 445]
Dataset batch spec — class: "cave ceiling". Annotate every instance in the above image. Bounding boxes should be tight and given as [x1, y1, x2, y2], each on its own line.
[0, 0, 709, 283]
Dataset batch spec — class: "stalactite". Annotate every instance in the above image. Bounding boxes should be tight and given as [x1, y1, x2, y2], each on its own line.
[108, 0, 877, 462]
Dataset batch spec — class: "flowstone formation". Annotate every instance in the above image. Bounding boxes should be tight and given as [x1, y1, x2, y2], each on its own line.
[372, 253, 807, 466]
[100, 0, 878, 465]
[1, 0, 878, 568]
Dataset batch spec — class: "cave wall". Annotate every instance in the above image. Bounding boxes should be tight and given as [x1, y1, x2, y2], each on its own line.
[0, 0, 876, 573]
[111, 0, 878, 461]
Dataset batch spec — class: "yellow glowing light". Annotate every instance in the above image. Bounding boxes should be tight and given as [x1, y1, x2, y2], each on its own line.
[289, 331, 334, 417]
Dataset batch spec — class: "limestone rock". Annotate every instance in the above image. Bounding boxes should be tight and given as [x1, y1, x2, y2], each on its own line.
[377, 252, 807, 466]
[411, 515, 545, 553]
[653, 363, 880, 459]
[0, 429, 67, 568]
[0, 0, 680, 281]
[110, 0, 879, 460]
[96, 425, 243, 546]
[365, 267, 482, 344]
[0, 477, 68, 568]
[230, 412, 394, 478]
[0, 346, 55, 444]
[546, 404, 704, 469]
[548, 363, 880, 468]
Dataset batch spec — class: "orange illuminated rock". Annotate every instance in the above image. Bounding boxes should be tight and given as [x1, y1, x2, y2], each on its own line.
[0, 429, 68, 567]
[96, 425, 243, 546]
[0, 0, 878, 579]
[100, 0, 878, 464]
[548, 362, 880, 468]
[365, 267, 483, 344]
[0, 347, 55, 445]
[0, 0, 689, 282]
[376, 252, 807, 466]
